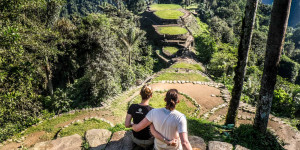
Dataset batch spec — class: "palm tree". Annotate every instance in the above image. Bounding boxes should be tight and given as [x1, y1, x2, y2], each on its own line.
[254, 0, 292, 133]
[225, 0, 259, 125]
[117, 27, 145, 66]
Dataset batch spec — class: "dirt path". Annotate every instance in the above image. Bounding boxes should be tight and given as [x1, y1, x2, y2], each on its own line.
[150, 83, 224, 114]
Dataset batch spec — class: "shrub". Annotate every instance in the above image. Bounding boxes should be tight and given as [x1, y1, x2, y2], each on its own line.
[207, 46, 237, 77]
[230, 124, 284, 150]
[51, 88, 72, 114]
[195, 34, 217, 64]
[278, 55, 300, 83]
[272, 88, 295, 117]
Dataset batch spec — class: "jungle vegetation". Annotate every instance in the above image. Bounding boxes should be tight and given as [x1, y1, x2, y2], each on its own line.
[1, 0, 300, 145]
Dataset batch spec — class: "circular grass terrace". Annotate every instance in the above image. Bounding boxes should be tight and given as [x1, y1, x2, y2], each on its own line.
[171, 62, 203, 72]
[129, 91, 198, 117]
[157, 26, 188, 35]
[163, 46, 179, 55]
[154, 10, 184, 20]
[150, 4, 182, 11]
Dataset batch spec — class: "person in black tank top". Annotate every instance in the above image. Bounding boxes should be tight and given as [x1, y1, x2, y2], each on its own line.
[125, 85, 154, 149]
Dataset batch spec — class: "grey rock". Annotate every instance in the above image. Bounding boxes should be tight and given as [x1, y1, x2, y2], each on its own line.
[208, 141, 233, 150]
[235, 145, 250, 150]
[30, 134, 82, 150]
[188, 136, 206, 150]
[106, 130, 133, 150]
[85, 129, 111, 150]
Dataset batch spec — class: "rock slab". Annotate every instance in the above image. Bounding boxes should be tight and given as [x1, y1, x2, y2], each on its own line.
[188, 136, 206, 150]
[85, 129, 111, 150]
[208, 141, 233, 150]
[105, 130, 133, 150]
[235, 145, 250, 150]
[30, 134, 82, 150]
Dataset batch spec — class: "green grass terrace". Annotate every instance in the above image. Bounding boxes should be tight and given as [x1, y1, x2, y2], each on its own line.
[153, 72, 210, 82]
[163, 46, 179, 55]
[171, 62, 203, 72]
[154, 10, 184, 20]
[130, 91, 198, 117]
[157, 26, 188, 35]
[150, 4, 182, 11]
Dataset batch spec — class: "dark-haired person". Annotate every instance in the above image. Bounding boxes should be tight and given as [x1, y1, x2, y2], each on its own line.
[132, 89, 192, 150]
[125, 85, 155, 149]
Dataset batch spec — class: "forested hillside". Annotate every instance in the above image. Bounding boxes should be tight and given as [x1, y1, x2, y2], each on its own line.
[194, 0, 300, 118]
[262, 0, 300, 27]
[1, 0, 300, 149]
[0, 0, 154, 142]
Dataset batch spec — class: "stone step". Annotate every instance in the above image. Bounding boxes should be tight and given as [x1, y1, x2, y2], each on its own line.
[30, 134, 82, 150]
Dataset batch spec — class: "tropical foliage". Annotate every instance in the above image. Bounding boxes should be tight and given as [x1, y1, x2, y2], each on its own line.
[0, 0, 154, 142]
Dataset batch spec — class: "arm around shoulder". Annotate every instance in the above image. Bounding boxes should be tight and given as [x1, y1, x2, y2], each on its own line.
[132, 117, 152, 132]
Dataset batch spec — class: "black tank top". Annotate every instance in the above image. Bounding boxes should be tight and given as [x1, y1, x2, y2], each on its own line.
[127, 104, 153, 140]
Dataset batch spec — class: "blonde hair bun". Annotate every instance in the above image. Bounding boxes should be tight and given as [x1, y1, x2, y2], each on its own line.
[140, 85, 153, 100]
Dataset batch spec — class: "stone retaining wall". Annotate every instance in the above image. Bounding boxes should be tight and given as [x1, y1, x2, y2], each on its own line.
[155, 50, 172, 66]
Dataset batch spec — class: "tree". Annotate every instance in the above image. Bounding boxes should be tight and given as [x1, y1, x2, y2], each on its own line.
[225, 0, 259, 125]
[117, 27, 145, 66]
[254, 0, 292, 133]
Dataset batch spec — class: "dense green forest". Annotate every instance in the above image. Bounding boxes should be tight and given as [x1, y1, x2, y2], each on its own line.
[0, 0, 300, 145]
[0, 0, 154, 142]
[194, 0, 300, 120]
[262, 0, 300, 27]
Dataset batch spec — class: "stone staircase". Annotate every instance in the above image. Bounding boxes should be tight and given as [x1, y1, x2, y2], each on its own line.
[30, 129, 249, 150]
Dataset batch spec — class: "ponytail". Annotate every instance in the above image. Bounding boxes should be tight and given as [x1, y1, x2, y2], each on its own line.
[140, 85, 153, 100]
[165, 89, 179, 111]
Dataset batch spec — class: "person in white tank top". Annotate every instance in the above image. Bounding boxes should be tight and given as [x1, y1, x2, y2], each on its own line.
[132, 89, 192, 150]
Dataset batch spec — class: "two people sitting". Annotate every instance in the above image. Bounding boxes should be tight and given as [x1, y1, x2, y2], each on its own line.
[125, 85, 192, 150]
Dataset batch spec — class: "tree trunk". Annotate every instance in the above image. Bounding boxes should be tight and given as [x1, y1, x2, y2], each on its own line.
[254, 0, 292, 133]
[46, 0, 62, 28]
[45, 57, 54, 96]
[129, 47, 131, 66]
[225, 0, 259, 125]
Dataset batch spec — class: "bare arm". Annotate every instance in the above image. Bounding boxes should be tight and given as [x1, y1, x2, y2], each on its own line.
[132, 117, 152, 132]
[150, 124, 165, 141]
[125, 114, 133, 128]
[150, 125, 178, 146]
[179, 132, 192, 150]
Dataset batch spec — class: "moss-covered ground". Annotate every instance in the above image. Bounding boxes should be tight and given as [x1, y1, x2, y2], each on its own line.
[150, 4, 182, 11]
[60, 119, 111, 137]
[154, 10, 184, 19]
[171, 62, 203, 72]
